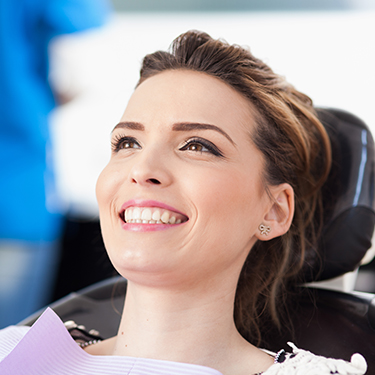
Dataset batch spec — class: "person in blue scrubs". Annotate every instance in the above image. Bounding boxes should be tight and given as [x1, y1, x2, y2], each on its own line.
[0, 0, 111, 328]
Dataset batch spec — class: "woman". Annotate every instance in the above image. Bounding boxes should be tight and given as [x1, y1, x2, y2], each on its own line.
[0, 31, 367, 374]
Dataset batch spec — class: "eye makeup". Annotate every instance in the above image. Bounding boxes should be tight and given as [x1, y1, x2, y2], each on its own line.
[111, 135, 141, 152]
[110, 134, 225, 158]
[179, 137, 224, 157]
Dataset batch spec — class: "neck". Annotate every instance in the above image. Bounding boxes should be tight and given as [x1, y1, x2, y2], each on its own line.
[111, 278, 253, 371]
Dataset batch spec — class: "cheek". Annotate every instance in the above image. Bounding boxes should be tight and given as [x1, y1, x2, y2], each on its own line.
[95, 165, 122, 241]
[188, 167, 265, 246]
[196, 168, 263, 218]
[96, 166, 128, 275]
[177, 168, 264, 277]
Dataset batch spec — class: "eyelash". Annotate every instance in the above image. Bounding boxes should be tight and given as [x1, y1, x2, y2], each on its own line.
[111, 135, 140, 152]
[111, 135, 224, 158]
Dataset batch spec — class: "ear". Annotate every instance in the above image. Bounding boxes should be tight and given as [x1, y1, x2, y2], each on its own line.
[255, 183, 294, 241]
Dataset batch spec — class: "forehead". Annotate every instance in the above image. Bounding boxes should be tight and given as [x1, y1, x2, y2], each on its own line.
[122, 70, 258, 136]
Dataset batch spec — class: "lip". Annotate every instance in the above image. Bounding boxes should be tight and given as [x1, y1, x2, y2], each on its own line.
[119, 199, 189, 232]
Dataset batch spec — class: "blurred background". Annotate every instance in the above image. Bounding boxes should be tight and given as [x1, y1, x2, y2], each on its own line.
[1, 0, 375, 327]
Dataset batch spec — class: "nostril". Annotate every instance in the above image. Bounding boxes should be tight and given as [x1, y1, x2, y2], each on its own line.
[147, 178, 161, 185]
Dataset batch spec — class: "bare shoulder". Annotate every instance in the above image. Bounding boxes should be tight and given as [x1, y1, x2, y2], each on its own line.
[225, 339, 275, 375]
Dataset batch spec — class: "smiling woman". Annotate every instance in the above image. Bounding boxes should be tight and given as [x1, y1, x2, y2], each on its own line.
[0, 31, 368, 375]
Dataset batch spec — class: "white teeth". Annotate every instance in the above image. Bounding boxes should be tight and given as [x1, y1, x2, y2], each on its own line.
[124, 207, 186, 225]
[133, 207, 141, 220]
[141, 208, 152, 221]
[152, 210, 161, 221]
[125, 209, 131, 222]
[161, 211, 170, 224]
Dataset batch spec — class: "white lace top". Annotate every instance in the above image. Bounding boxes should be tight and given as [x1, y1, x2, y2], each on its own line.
[0, 308, 367, 375]
[262, 342, 366, 375]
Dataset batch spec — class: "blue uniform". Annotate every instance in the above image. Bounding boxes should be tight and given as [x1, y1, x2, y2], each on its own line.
[0, 0, 110, 327]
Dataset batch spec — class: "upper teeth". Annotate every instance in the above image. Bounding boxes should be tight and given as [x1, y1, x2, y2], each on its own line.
[124, 207, 185, 225]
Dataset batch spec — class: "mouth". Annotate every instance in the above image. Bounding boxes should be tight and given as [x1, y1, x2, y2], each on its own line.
[120, 206, 189, 225]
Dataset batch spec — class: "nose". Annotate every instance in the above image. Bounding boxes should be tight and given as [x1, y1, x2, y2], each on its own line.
[128, 149, 173, 188]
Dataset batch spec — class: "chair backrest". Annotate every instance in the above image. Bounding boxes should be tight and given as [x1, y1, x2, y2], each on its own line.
[266, 108, 375, 372]
[304, 108, 375, 281]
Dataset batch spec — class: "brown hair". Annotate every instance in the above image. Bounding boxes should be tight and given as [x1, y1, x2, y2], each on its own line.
[137, 30, 332, 344]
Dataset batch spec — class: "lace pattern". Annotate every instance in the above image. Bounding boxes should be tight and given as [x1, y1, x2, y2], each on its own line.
[263, 342, 367, 375]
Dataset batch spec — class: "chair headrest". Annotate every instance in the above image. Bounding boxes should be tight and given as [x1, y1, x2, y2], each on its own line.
[304, 108, 375, 281]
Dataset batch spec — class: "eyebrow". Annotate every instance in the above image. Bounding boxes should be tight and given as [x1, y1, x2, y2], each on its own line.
[112, 122, 145, 132]
[172, 122, 235, 145]
[112, 121, 236, 146]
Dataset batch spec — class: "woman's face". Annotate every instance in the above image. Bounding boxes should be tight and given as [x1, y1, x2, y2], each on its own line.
[96, 70, 275, 287]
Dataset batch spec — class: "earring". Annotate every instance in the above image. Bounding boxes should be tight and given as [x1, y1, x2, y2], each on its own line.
[259, 224, 271, 236]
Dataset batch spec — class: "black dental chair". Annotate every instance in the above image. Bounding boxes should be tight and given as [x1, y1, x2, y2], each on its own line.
[20, 108, 375, 372]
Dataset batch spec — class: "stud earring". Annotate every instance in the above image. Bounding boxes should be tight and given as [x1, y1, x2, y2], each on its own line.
[259, 224, 271, 236]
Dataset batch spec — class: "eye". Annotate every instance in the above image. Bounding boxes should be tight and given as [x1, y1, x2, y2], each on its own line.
[184, 143, 207, 152]
[179, 138, 224, 157]
[111, 135, 141, 152]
